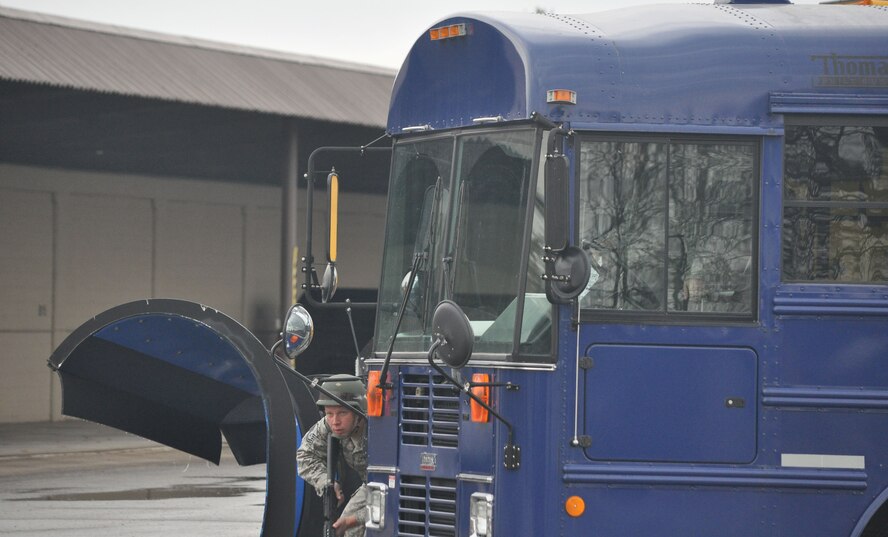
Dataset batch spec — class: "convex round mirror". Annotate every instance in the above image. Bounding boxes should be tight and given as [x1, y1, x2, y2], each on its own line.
[321, 262, 339, 303]
[546, 245, 592, 304]
[400, 271, 414, 296]
[400, 270, 423, 315]
[430, 300, 474, 369]
[283, 304, 314, 359]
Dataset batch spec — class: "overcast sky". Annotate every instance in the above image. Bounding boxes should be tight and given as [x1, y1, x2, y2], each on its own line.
[0, 0, 824, 70]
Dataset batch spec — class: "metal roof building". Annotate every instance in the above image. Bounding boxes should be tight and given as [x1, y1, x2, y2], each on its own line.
[0, 6, 394, 124]
[0, 7, 395, 186]
[0, 7, 395, 423]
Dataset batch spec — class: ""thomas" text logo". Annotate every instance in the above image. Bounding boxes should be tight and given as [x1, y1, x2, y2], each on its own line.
[811, 54, 888, 88]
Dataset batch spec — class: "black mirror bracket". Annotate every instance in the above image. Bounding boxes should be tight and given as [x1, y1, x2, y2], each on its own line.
[469, 380, 520, 392]
[425, 298, 522, 470]
[301, 145, 390, 311]
[426, 336, 521, 471]
[504, 443, 522, 471]
[541, 245, 570, 282]
[546, 126, 570, 157]
[300, 254, 320, 291]
[543, 245, 592, 304]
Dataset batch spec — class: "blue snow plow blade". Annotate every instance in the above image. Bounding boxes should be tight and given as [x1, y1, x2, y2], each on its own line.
[49, 299, 323, 537]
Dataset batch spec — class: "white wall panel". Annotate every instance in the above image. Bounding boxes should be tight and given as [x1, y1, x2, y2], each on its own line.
[337, 192, 386, 289]
[0, 163, 391, 424]
[155, 200, 245, 320]
[0, 333, 52, 422]
[245, 205, 281, 343]
[55, 193, 153, 330]
[0, 189, 53, 331]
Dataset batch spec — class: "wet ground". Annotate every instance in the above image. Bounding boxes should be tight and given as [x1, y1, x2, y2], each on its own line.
[0, 420, 267, 536]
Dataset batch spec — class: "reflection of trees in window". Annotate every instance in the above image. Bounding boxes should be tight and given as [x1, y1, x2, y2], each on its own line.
[579, 137, 756, 316]
[669, 144, 754, 313]
[580, 141, 666, 311]
[783, 124, 888, 283]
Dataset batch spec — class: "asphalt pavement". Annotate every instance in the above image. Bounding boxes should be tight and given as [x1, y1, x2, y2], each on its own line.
[0, 419, 268, 536]
[0, 419, 157, 459]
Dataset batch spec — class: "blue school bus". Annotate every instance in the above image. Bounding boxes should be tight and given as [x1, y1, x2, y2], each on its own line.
[50, 1, 888, 536]
[359, 2, 888, 536]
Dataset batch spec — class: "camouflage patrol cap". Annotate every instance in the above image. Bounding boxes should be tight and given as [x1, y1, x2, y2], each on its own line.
[316, 374, 367, 412]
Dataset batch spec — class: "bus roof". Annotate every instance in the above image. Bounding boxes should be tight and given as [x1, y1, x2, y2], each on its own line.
[387, 3, 888, 135]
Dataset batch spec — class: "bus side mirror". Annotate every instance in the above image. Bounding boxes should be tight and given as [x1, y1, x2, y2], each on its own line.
[431, 300, 474, 369]
[545, 245, 591, 304]
[323, 171, 340, 303]
[544, 155, 569, 252]
[283, 304, 314, 359]
[543, 153, 591, 304]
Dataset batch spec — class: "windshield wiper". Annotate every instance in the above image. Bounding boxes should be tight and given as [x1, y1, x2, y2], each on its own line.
[377, 177, 441, 390]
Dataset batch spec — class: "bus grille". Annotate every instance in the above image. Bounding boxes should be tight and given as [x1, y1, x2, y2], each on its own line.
[401, 374, 460, 448]
[398, 475, 457, 537]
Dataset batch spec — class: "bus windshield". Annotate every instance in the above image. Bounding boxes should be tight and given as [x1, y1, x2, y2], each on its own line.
[374, 128, 543, 357]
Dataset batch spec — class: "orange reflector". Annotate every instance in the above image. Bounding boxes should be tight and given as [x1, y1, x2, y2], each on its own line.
[565, 496, 585, 517]
[547, 89, 577, 105]
[367, 370, 384, 417]
[429, 22, 466, 41]
[470, 373, 490, 422]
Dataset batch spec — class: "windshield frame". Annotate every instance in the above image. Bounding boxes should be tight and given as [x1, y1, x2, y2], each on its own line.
[371, 123, 552, 365]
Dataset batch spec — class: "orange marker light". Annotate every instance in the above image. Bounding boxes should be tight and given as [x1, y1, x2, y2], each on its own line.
[546, 89, 577, 105]
[470, 373, 490, 422]
[367, 370, 384, 417]
[565, 495, 585, 517]
[429, 22, 467, 41]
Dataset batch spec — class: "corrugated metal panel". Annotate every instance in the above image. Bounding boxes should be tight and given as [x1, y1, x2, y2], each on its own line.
[0, 7, 395, 127]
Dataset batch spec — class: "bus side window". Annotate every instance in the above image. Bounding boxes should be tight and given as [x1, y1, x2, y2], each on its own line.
[783, 122, 888, 283]
[578, 136, 757, 317]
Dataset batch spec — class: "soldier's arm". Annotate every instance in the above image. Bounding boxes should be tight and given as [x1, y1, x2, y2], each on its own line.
[341, 485, 367, 526]
[296, 420, 331, 495]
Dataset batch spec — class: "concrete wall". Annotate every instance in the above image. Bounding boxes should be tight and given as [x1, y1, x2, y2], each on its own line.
[0, 163, 385, 423]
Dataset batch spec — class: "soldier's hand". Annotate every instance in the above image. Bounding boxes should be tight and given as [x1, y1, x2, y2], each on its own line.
[333, 515, 359, 536]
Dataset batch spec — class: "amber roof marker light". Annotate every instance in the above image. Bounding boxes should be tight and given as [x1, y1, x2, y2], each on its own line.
[547, 89, 577, 105]
[430, 22, 467, 41]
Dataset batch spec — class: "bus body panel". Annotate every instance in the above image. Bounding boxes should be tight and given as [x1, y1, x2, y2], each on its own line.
[389, 5, 887, 135]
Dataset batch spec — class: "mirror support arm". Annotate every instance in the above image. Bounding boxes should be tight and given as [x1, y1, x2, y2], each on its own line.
[270, 340, 368, 421]
[530, 111, 556, 130]
[302, 146, 390, 310]
[426, 337, 521, 470]
[546, 126, 569, 157]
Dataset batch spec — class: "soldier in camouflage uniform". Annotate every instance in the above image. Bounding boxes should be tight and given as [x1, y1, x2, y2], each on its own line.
[297, 374, 368, 537]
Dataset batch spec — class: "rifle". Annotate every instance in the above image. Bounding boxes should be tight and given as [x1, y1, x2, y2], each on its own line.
[323, 433, 341, 537]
